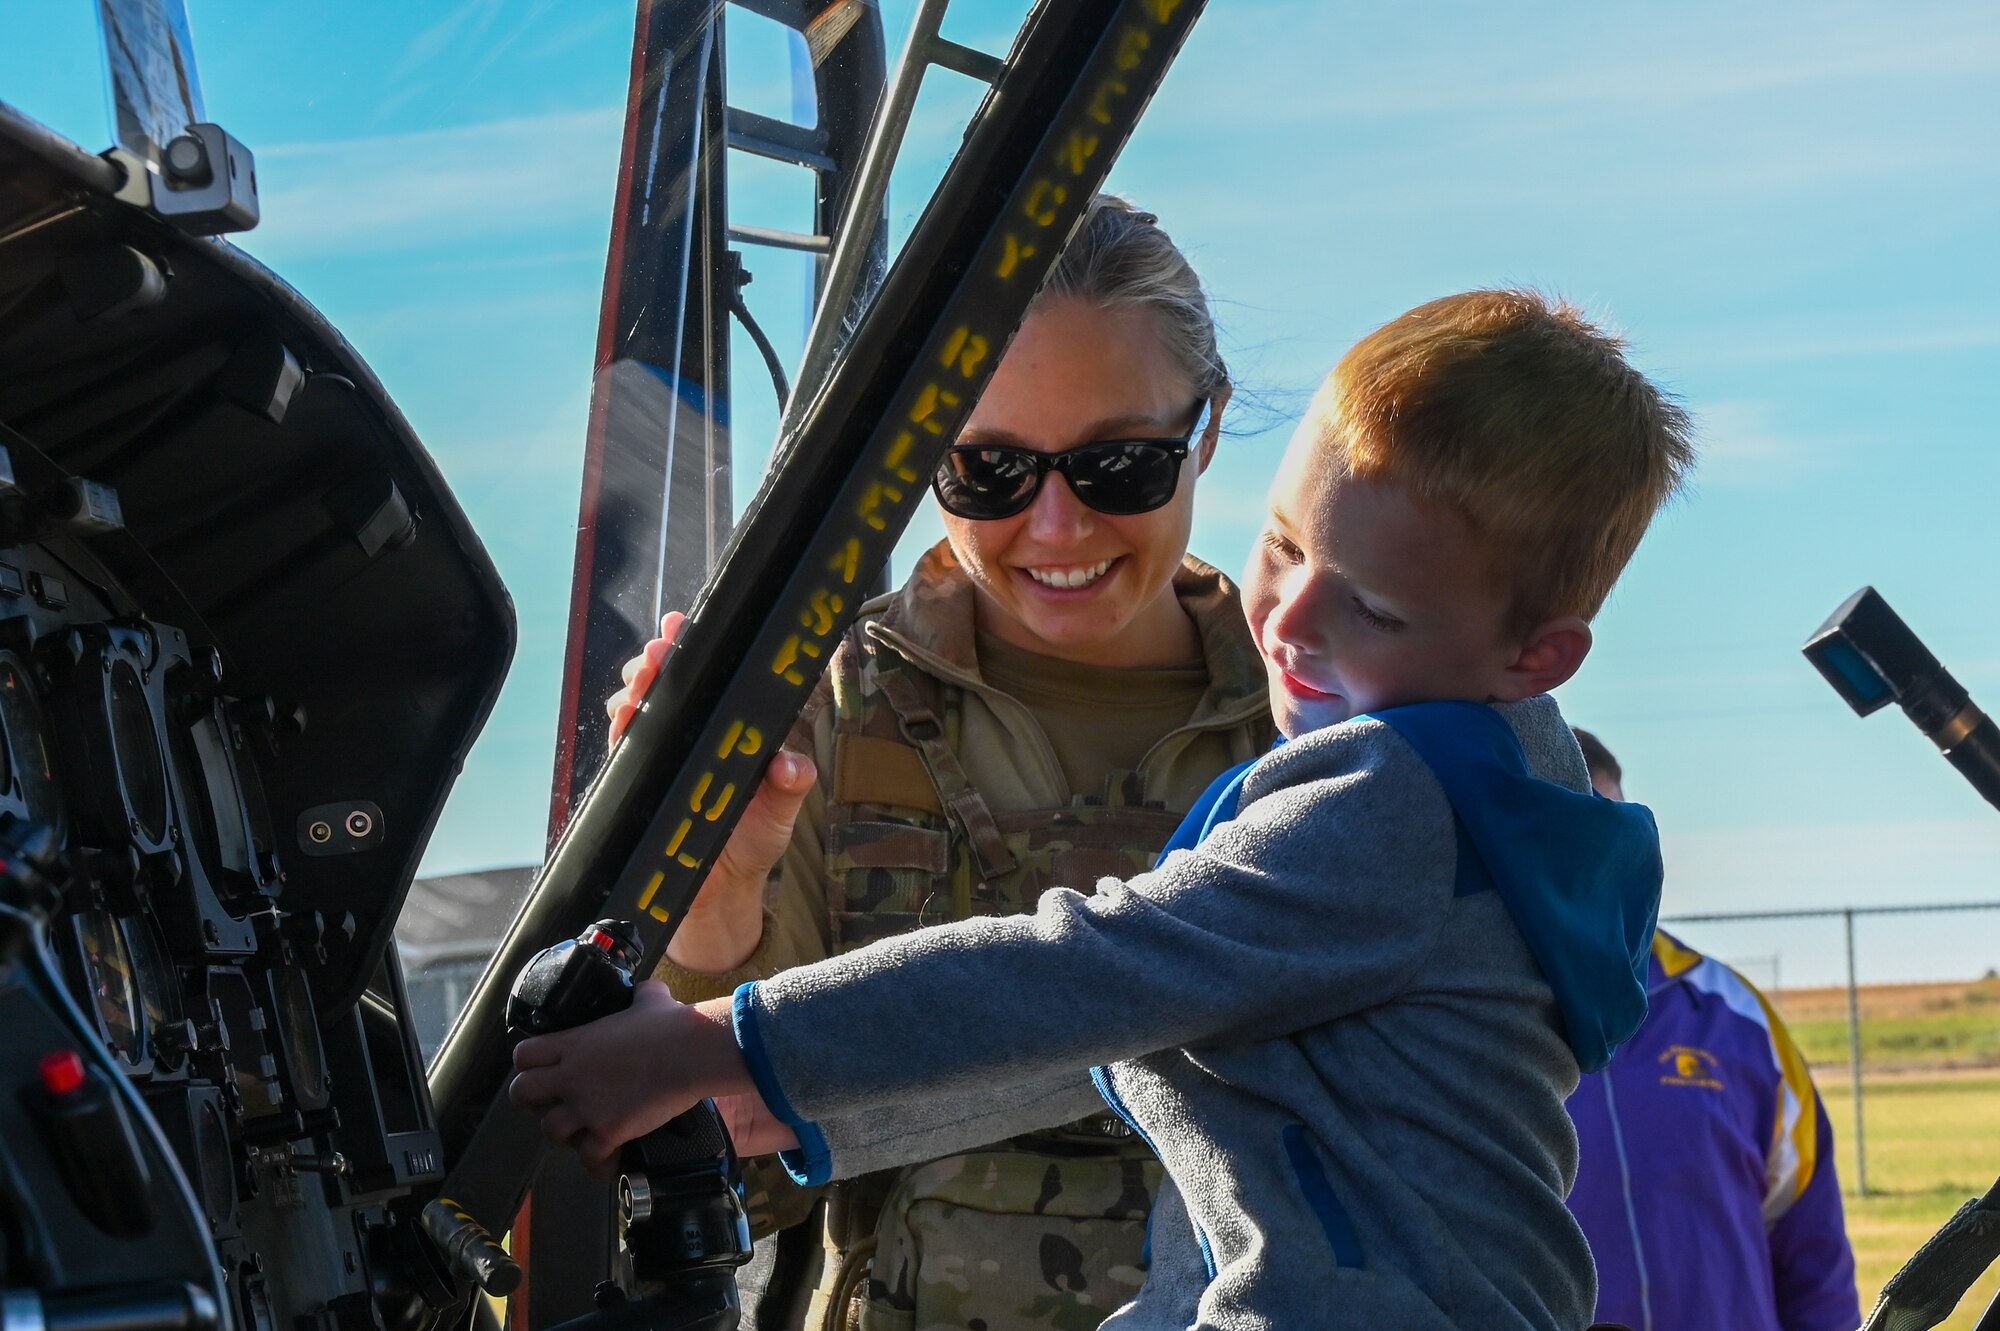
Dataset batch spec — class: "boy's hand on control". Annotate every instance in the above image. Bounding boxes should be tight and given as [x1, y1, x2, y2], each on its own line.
[714, 1091, 799, 1158]
[508, 985, 753, 1172]
[600, 612, 820, 974]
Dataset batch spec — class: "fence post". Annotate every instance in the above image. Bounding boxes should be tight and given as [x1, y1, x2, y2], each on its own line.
[1844, 908, 1869, 1196]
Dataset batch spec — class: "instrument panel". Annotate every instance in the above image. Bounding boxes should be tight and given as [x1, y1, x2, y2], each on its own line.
[1, 105, 512, 1331]
[0, 449, 451, 1331]
[0, 537, 284, 1087]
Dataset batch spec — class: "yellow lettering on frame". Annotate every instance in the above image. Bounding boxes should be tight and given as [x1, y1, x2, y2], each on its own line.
[718, 721, 746, 759]
[666, 818, 694, 857]
[739, 726, 764, 755]
[637, 870, 668, 919]
[857, 485, 888, 531]
[802, 589, 846, 636]
[1061, 131, 1100, 176]
[690, 772, 713, 812]
[774, 633, 824, 684]
[938, 327, 992, 379]
[703, 784, 737, 821]
[1023, 179, 1068, 227]
[861, 479, 907, 520]
[828, 539, 862, 585]
[773, 635, 804, 679]
[953, 334, 989, 380]
[1115, 26, 1151, 71]
[1088, 77, 1129, 124]
[1143, 0, 1182, 22]
[884, 429, 922, 483]
[997, 233, 1038, 279]
[910, 383, 962, 431]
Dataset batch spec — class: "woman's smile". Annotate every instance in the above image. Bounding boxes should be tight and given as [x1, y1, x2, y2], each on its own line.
[1018, 556, 1119, 593]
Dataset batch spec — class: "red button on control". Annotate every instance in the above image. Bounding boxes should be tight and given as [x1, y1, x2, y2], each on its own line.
[586, 928, 614, 951]
[38, 1050, 87, 1096]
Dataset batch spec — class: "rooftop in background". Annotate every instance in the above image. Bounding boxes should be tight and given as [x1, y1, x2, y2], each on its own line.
[398, 865, 536, 970]
[398, 864, 536, 1060]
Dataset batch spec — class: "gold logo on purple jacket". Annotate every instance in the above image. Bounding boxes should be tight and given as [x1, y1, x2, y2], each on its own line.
[1658, 1044, 1724, 1090]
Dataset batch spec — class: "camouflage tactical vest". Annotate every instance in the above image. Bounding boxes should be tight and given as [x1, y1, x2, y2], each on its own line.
[807, 623, 1183, 1331]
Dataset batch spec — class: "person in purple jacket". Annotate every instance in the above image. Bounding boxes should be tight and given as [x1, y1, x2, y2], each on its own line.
[1568, 728, 1861, 1331]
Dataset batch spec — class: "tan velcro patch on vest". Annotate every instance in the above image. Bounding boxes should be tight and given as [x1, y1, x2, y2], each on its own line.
[833, 733, 946, 815]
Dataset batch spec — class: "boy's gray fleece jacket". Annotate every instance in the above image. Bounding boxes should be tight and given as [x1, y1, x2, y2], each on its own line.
[731, 696, 1661, 1330]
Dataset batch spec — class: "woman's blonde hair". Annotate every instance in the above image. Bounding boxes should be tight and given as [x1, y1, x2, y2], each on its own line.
[1035, 194, 1229, 403]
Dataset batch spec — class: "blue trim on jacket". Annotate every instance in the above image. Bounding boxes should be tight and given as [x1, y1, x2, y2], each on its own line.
[732, 982, 833, 1185]
[1368, 702, 1660, 1072]
[1165, 754, 1261, 856]
[1091, 1065, 1216, 1279]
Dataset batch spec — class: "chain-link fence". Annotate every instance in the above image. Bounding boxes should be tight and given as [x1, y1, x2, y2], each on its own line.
[1660, 900, 2000, 1197]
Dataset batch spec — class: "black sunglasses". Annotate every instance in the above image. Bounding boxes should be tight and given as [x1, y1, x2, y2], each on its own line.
[931, 406, 1207, 521]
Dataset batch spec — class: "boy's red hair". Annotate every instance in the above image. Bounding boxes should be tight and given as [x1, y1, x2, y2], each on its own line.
[1320, 289, 1694, 634]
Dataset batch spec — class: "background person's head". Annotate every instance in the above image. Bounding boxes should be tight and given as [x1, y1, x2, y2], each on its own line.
[1247, 289, 1696, 736]
[937, 195, 1231, 668]
[1572, 726, 1625, 800]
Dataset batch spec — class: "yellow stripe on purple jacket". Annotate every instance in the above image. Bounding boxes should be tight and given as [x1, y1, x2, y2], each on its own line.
[1567, 930, 1860, 1331]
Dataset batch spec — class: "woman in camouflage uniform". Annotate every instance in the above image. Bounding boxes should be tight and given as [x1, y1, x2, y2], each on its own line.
[606, 195, 1273, 1331]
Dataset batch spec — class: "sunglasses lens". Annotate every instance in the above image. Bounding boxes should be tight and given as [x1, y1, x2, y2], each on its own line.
[933, 448, 1042, 519]
[933, 442, 1186, 520]
[1065, 443, 1184, 515]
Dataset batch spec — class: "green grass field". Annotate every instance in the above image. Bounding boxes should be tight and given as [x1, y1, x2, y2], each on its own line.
[1780, 976, 2000, 1071]
[1776, 977, 2000, 1329]
[1819, 1074, 2000, 1330]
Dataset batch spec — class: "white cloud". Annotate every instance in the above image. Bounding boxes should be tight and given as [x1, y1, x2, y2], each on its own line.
[391, 0, 508, 84]
[1156, 4, 2000, 130]
[246, 106, 624, 259]
[1682, 400, 1820, 490]
[374, 1, 609, 123]
[1672, 321, 2000, 369]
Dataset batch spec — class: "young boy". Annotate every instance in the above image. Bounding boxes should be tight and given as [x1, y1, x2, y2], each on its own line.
[511, 289, 1696, 1330]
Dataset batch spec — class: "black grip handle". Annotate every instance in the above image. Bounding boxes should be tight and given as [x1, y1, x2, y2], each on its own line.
[632, 1101, 732, 1173]
[506, 920, 643, 1037]
[1862, 1178, 2000, 1331]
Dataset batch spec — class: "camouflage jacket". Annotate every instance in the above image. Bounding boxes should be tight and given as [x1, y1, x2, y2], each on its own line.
[656, 540, 1272, 1331]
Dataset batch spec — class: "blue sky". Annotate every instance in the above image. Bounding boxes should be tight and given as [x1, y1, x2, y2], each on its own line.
[9, 1, 2000, 985]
